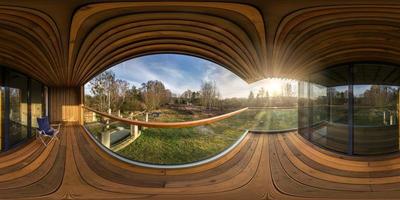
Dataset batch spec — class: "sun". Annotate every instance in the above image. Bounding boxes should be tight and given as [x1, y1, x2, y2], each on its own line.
[250, 78, 295, 97]
[265, 78, 283, 96]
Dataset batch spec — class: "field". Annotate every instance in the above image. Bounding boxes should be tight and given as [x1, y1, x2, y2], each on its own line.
[121, 106, 230, 122]
[84, 108, 298, 164]
[250, 108, 297, 131]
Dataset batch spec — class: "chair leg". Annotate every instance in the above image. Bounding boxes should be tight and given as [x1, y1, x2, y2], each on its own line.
[38, 135, 48, 147]
[37, 132, 60, 147]
[48, 135, 58, 145]
[47, 138, 53, 146]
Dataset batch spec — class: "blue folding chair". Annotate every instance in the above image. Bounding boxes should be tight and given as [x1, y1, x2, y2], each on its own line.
[36, 116, 61, 146]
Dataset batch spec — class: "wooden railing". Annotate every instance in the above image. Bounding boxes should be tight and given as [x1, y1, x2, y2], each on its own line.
[82, 106, 248, 128]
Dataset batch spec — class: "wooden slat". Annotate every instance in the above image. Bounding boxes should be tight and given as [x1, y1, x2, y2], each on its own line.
[50, 87, 81, 123]
[69, 2, 266, 85]
[3, 125, 400, 198]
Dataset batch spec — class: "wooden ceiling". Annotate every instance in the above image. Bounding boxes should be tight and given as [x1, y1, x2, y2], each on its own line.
[0, 0, 400, 86]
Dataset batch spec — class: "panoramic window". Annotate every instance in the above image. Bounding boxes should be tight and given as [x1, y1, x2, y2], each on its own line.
[299, 62, 400, 155]
[83, 54, 298, 165]
[0, 67, 47, 151]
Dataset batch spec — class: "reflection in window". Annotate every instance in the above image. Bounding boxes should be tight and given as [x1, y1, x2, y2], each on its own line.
[31, 79, 43, 129]
[7, 72, 28, 147]
[0, 68, 47, 152]
[354, 85, 399, 154]
[298, 81, 310, 138]
[0, 87, 3, 151]
[299, 63, 400, 155]
[324, 85, 349, 153]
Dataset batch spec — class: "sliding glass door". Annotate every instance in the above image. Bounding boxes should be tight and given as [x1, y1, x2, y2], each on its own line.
[0, 67, 47, 151]
[6, 71, 28, 147]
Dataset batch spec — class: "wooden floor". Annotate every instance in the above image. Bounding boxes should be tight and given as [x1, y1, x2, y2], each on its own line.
[1, 125, 400, 199]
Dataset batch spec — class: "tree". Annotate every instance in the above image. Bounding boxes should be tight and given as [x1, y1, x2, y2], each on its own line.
[200, 81, 220, 110]
[284, 83, 292, 97]
[181, 89, 193, 105]
[257, 87, 265, 99]
[121, 86, 143, 112]
[248, 91, 254, 99]
[88, 71, 115, 112]
[140, 80, 170, 111]
[255, 87, 266, 106]
[87, 70, 131, 114]
[248, 91, 255, 106]
[112, 79, 130, 112]
[361, 85, 397, 107]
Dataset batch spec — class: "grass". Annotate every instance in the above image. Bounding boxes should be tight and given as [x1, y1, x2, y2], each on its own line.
[85, 108, 299, 164]
[116, 127, 241, 164]
[248, 108, 298, 131]
[126, 107, 227, 122]
[116, 110, 256, 164]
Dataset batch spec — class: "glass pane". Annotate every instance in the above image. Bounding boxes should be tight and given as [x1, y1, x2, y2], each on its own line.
[0, 87, 4, 151]
[298, 81, 310, 138]
[31, 79, 43, 129]
[7, 72, 28, 147]
[324, 85, 349, 153]
[354, 85, 399, 155]
[309, 83, 329, 146]
[301, 65, 350, 154]
[311, 83, 328, 124]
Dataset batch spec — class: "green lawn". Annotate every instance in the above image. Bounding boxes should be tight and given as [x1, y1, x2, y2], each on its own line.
[124, 107, 228, 122]
[85, 108, 299, 165]
[248, 108, 297, 131]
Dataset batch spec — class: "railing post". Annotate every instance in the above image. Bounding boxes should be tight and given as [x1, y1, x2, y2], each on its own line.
[101, 131, 111, 148]
[106, 108, 111, 129]
[390, 112, 394, 125]
[92, 112, 97, 122]
[384, 111, 386, 126]
[130, 124, 141, 139]
[143, 112, 149, 130]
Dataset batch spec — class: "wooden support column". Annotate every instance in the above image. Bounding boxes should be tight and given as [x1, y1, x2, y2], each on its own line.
[49, 87, 82, 124]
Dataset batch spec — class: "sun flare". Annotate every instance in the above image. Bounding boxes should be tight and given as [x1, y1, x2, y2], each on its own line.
[249, 78, 296, 97]
[265, 78, 284, 96]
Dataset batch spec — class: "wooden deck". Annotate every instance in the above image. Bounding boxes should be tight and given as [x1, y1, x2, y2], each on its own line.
[1, 125, 400, 199]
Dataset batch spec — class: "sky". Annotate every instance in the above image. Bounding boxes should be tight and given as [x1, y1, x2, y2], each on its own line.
[85, 54, 298, 98]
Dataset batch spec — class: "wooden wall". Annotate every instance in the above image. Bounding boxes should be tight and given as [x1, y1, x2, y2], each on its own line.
[49, 87, 82, 123]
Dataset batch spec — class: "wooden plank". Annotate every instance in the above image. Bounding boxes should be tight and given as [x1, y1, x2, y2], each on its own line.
[49, 87, 81, 123]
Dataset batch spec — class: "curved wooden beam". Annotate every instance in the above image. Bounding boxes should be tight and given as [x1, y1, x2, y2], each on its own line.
[69, 2, 266, 86]
[0, 6, 63, 86]
[272, 5, 400, 80]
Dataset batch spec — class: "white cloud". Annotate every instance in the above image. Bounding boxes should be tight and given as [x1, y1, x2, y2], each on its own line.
[201, 62, 251, 98]
[112, 57, 201, 95]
